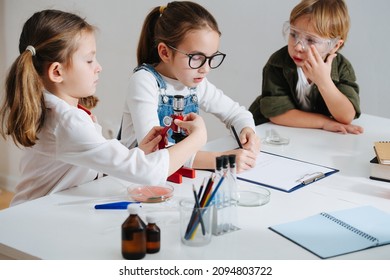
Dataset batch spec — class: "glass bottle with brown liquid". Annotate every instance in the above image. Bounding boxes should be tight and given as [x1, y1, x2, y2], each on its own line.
[146, 215, 160, 253]
[121, 205, 146, 260]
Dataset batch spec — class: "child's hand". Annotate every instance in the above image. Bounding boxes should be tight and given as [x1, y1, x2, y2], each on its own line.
[323, 119, 364, 134]
[174, 113, 207, 146]
[239, 127, 261, 155]
[302, 45, 336, 86]
[225, 148, 257, 173]
[138, 126, 163, 154]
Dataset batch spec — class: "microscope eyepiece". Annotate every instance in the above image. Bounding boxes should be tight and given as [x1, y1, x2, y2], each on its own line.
[173, 95, 184, 113]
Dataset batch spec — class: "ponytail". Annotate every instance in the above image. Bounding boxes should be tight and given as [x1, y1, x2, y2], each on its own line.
[137, 7, 161, 65]
[0, 9, 95, 147]
[1, 49, 45, 147]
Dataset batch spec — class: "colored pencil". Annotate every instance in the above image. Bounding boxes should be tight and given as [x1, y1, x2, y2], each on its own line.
[193, 184, 206, 235]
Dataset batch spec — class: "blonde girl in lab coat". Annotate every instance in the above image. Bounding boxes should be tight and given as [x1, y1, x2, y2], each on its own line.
[0, 9, 207, 206]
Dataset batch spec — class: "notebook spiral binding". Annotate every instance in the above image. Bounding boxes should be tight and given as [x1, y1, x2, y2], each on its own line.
[320, 212, 379, 244]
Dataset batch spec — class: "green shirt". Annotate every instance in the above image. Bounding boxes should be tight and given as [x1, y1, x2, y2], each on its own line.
[249, 46, 361, 125]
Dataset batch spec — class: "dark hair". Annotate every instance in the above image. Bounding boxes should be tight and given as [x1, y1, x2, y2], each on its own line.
[137, 1, 221, 65]
[0, 9, 95, 147]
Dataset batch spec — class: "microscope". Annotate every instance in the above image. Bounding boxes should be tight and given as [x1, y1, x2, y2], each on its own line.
[159, 95, 187, 149]
[159, 95, 195, 183]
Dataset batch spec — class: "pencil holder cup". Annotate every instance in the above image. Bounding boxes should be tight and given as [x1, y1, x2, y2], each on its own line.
[179, 199, 213, 247]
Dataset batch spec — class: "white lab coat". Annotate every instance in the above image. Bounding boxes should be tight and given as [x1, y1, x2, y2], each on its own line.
[11, 92, 169, 206]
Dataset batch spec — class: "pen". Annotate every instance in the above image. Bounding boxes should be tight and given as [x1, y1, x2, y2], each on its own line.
[231, 125, 243, 149]
[296, 172, 325, 185]
[94, 201, 140, 210]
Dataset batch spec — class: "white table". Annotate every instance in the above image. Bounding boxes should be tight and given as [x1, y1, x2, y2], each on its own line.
[1, 114, 390, 260]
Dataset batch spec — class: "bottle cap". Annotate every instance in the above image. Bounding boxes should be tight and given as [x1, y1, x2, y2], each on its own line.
[146, 215, 158, 224]
[215, 156, 223, 171]
[222, 155, 229, 169]
[228, 154, 236, 167]
[127, 204, 141, 214]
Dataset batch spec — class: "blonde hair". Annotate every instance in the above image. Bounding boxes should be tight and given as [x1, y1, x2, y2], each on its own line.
[79, 96, 99, 110]
[0, 10, 95, 147]
[290, 0, 350, 43]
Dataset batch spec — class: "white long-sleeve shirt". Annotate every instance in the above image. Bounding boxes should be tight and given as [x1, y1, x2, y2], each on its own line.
[11, 92, 169, 206]
[120, 69, 256, 162]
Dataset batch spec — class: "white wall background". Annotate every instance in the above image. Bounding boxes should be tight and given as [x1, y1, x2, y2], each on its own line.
[1, 0, 390, 191]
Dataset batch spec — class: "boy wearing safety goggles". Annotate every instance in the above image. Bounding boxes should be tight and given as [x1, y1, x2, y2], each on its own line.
[249, 0, 363, 134]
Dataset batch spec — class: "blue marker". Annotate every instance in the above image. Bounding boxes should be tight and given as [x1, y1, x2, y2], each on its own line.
[94, 201, 140, 210]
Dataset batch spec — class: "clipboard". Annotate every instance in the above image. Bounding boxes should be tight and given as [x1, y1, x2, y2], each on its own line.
[237, 151, 339, 192]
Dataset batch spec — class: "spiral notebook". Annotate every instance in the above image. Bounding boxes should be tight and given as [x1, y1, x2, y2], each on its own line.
[269, 206, 390, 259]
[374, 141, 390, 164]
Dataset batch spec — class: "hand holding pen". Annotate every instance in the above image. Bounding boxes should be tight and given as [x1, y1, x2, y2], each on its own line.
[231, 125, 243, 149]
[230, 126, 259, 173]
[232, 126, 261, 155]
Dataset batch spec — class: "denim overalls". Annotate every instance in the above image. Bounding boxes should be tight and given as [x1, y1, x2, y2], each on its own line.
[134, 63, 199, 143]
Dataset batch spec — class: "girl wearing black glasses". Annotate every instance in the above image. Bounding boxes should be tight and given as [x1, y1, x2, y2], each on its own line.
[119, 1, 260, 173]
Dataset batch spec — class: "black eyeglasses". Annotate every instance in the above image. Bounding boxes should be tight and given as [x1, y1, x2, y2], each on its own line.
[168, 45, 226, 69]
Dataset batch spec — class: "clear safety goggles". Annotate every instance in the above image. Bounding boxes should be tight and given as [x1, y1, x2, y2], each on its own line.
[283, 22, 338, 55]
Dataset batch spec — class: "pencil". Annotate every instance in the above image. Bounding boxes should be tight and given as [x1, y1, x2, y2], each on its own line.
[231, 125, 243, 149]
[193, 184, 206, 235]
[203, 174, 226, 208]
[197, 177, 206, 200]
[199, 173, 213, 206]
[184, 183, 207, 239]
[184, 175, 213, 240]
[186, 175, 226, 239]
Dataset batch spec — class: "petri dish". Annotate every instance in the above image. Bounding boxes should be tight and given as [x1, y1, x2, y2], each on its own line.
[127, 185, 174, 203]
[237, 187, 270, 207]
[264, 129, 290, 145]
